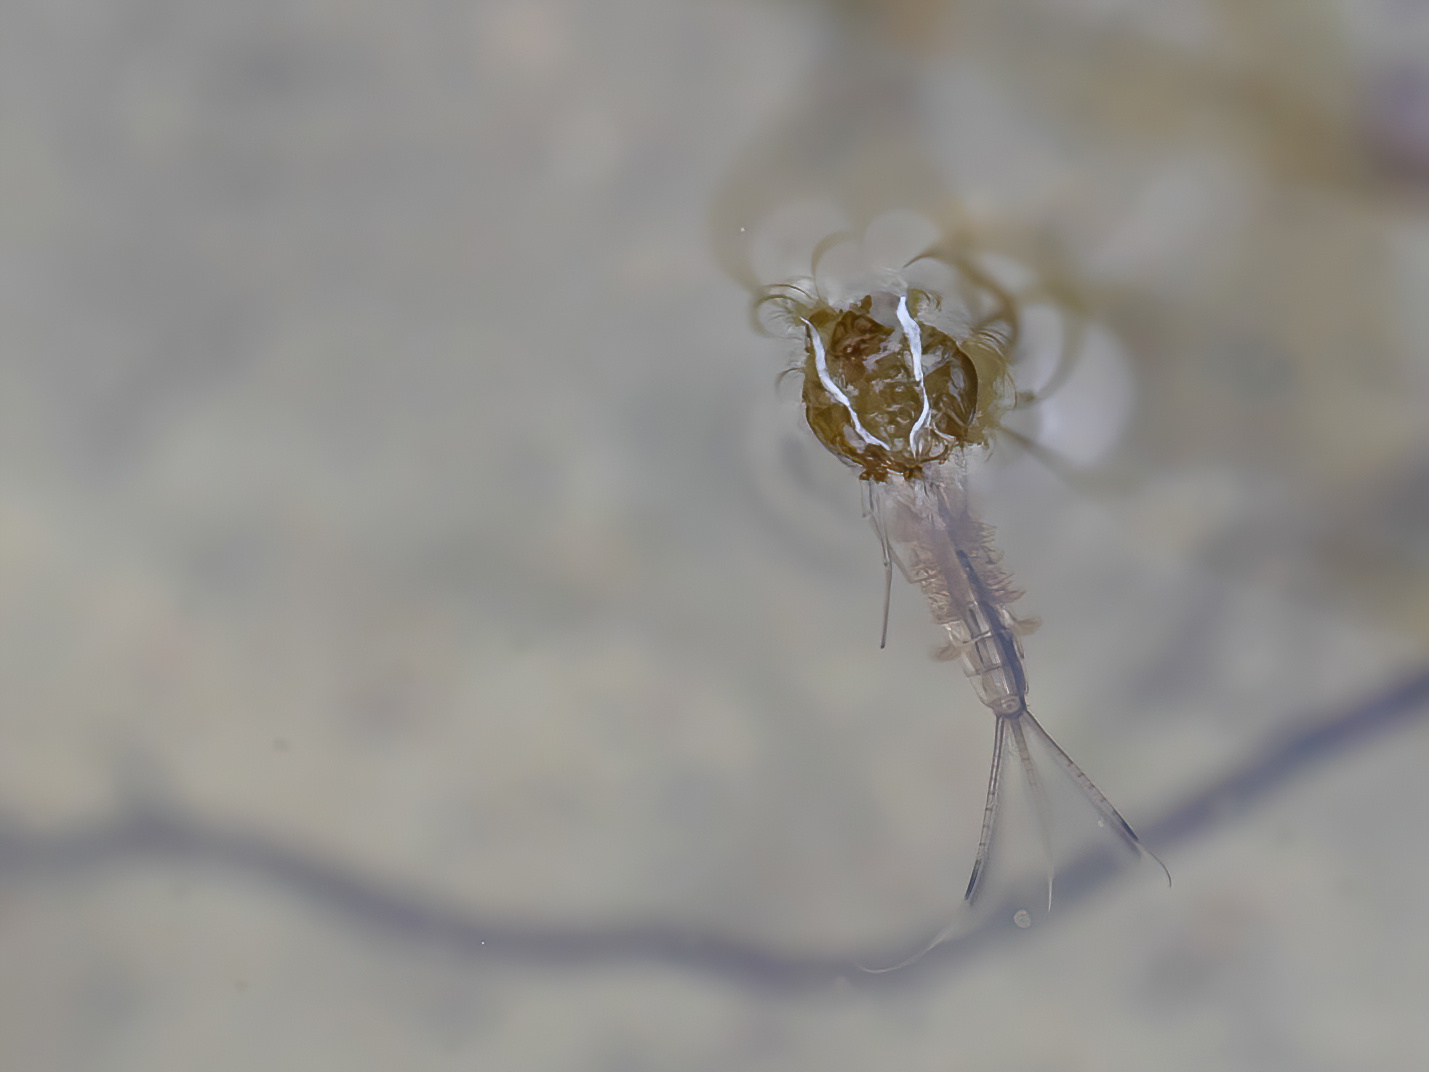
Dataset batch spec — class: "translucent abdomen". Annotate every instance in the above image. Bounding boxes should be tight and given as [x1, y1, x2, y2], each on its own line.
[871, 466, 1031, 718]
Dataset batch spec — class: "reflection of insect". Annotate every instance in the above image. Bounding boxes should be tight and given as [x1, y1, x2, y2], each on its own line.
[756, 237, 1170, 910]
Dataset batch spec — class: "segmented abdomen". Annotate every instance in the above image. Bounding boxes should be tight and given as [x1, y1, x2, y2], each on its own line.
[941, 588, 1027, 717]
[873, 465, 1031, 718]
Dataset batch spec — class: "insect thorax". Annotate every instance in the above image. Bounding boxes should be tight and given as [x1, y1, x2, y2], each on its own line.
[797, 292, 994, 481]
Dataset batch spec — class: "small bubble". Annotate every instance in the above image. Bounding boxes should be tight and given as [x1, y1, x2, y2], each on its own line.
[1097, 819, 1105, 828]
[1013, 909, 1032, 929]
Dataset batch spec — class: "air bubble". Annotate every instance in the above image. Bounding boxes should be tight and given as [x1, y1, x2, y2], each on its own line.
[1013, 909, 1032, 929]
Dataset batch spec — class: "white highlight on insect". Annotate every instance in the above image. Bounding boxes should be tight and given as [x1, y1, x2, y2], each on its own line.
[804, 318, 891, 451]
[895, 293, 933, 453]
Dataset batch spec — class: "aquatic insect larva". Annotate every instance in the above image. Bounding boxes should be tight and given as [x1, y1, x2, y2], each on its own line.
[757, 240, 1169, 910]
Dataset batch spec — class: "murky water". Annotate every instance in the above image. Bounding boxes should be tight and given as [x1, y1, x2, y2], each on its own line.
[1, 2, 1427, 1070]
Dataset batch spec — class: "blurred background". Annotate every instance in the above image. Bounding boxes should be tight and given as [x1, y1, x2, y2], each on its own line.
[2, 0, 1428, 1069]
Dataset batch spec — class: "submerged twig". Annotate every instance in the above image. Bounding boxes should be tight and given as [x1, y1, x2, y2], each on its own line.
[1, 666, 1426, 991]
